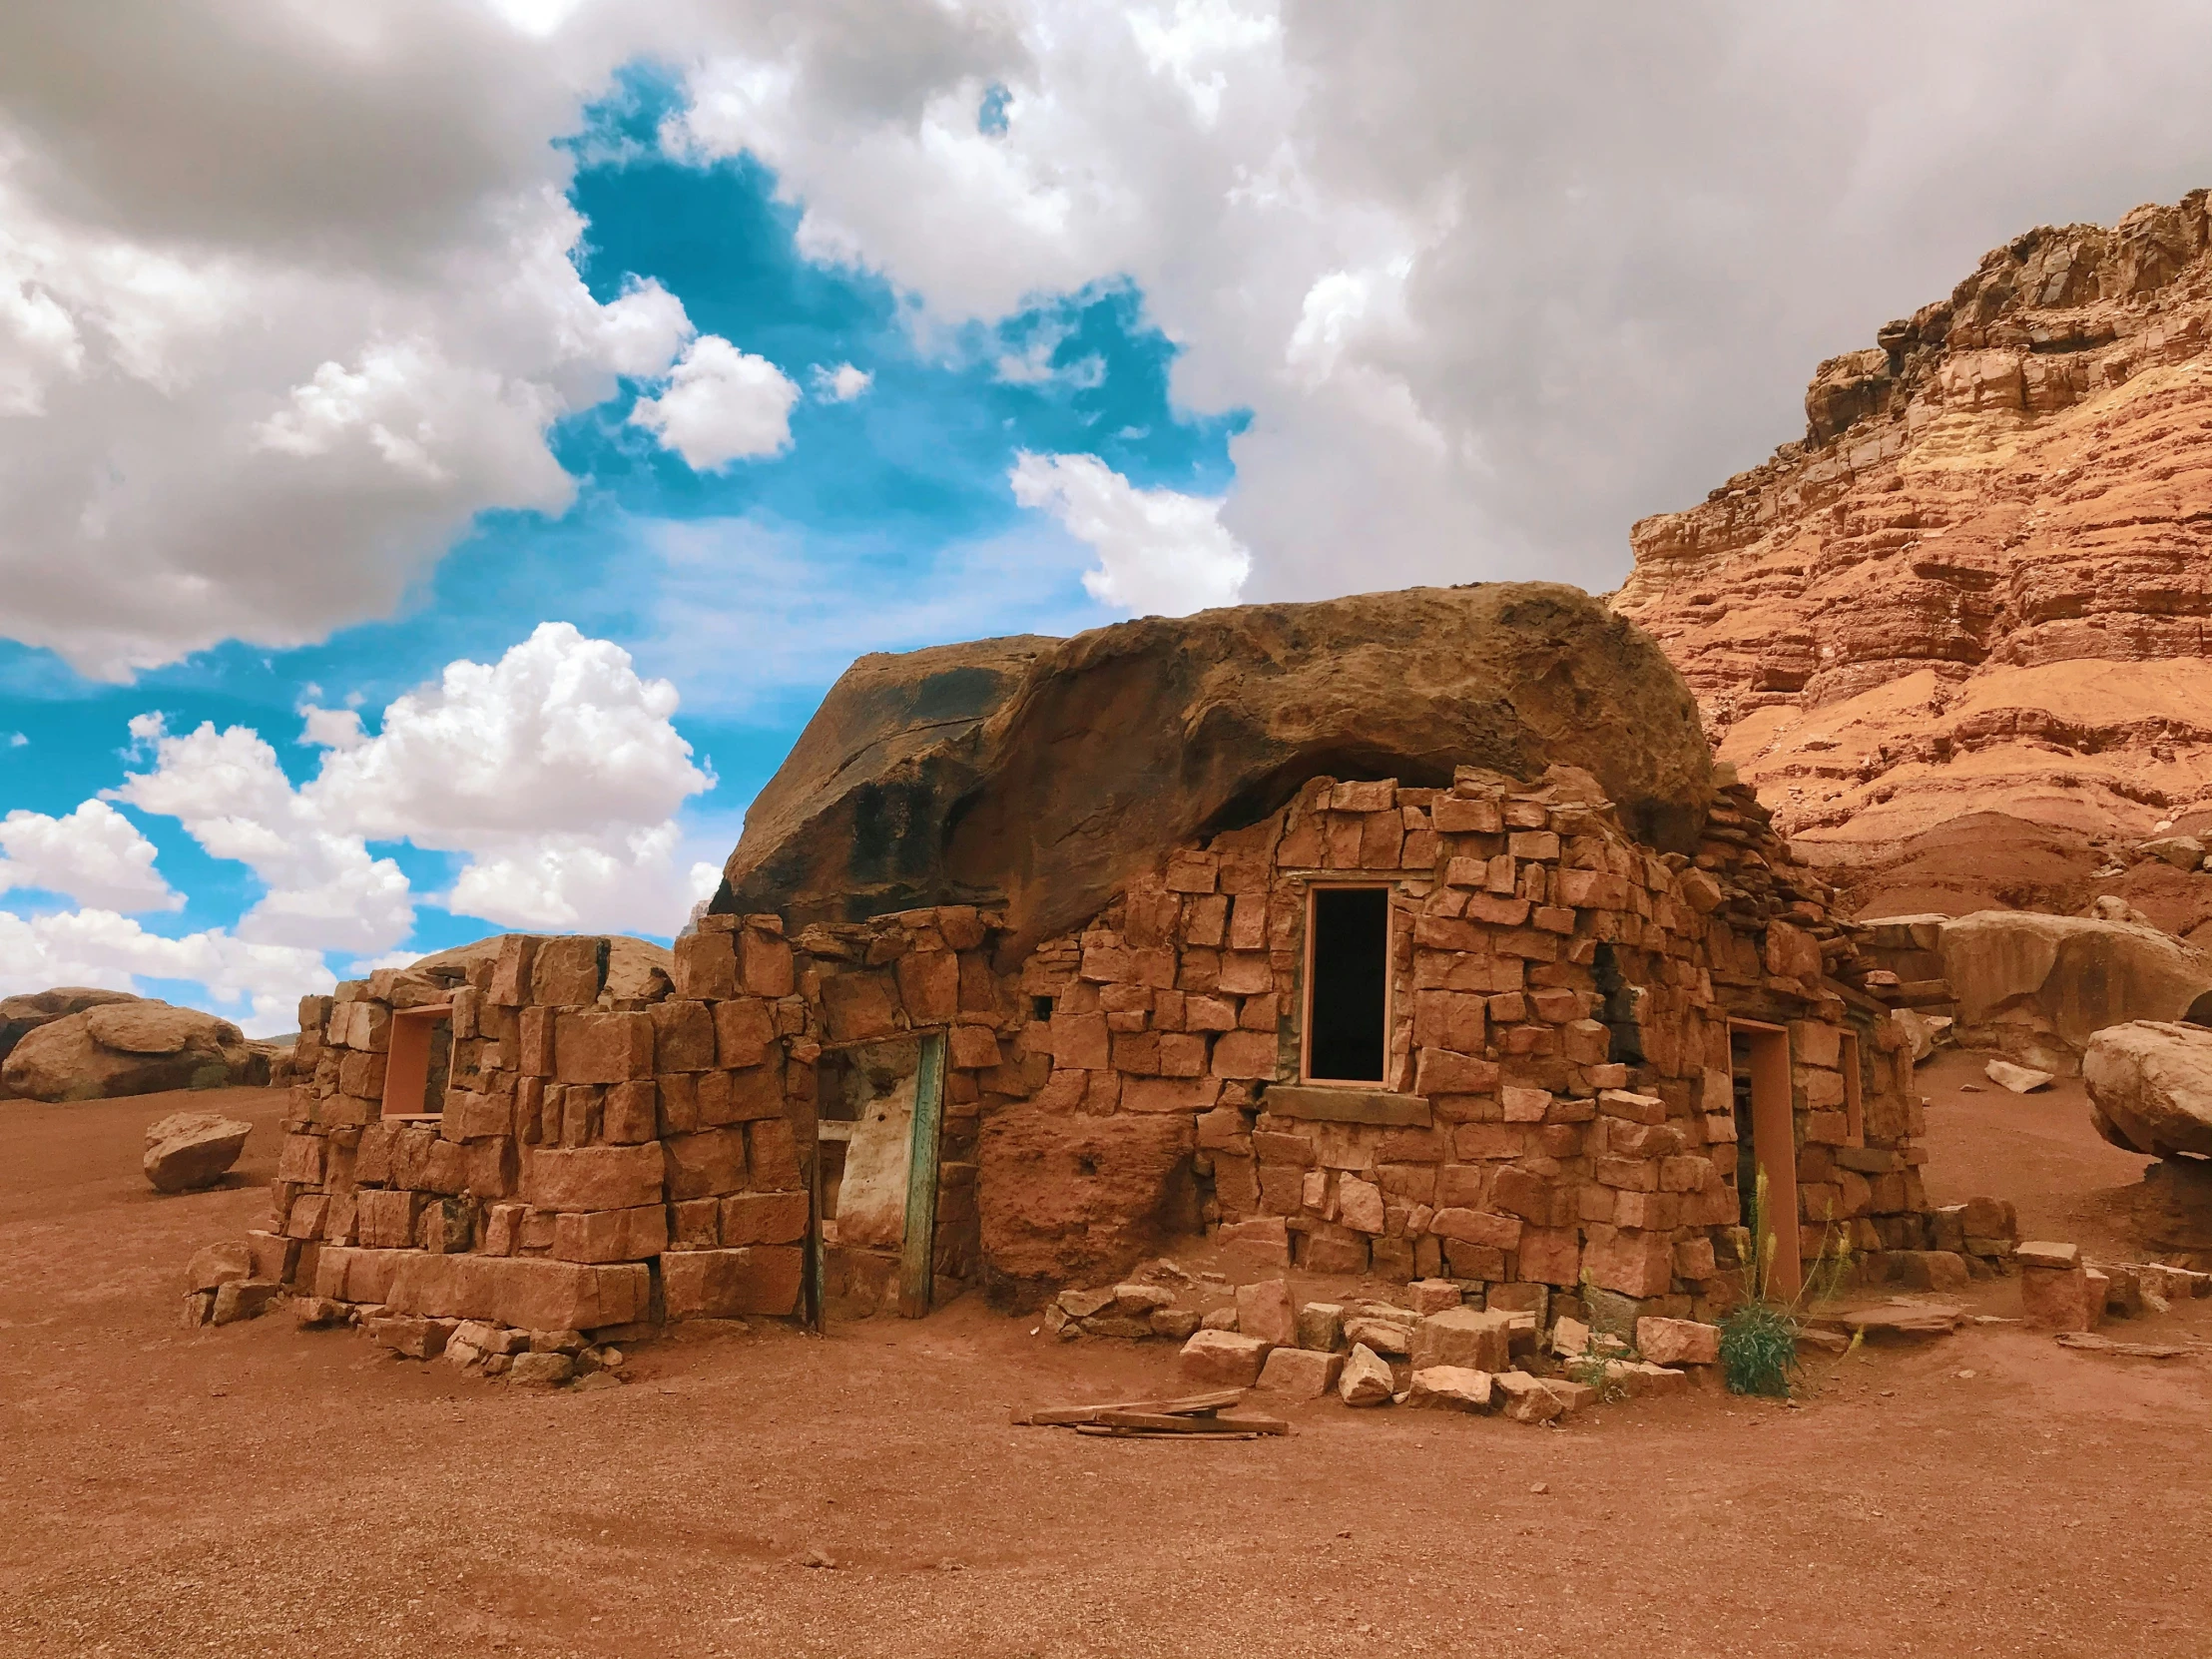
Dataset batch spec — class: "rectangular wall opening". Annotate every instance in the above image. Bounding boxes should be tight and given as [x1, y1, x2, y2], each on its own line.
[1303, 885, 1389, 1086]
[1840, 1030, 1865, 1145]
[380, 1005, 453, 1122]
[1729, 1020, 1801, 1300]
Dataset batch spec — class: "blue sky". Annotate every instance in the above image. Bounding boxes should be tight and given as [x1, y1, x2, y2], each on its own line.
[0, 67, 1248, 1027]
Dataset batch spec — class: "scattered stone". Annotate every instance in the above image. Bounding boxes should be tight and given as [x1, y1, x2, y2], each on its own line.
[1058, 1287, 1114, 1320]
[144, 1111, 256, 1194]
[1832, 1301, 1965, 1342]
[2136, 834, 2207, 871]
[1492, 1371, 1563, 1424]
[1254, 1347, 1344, 1397]
[1200, 1308, 1240, 1333]
[1539, 1378, 1597, 1414]
[1892, 1251, 1972, 1293]
[1234, 1279, 1297, 1348]
[1343, 1316, 1412, 1357]
[1406, 1366, 1493, 1413]
[507, 1351, 575, 1387]
[1984, 1059, 2054, 1095]
[1405, 1279, 1462, 1316]
[2054, 1332, 2202, 1359]
[1178, 1330, 1273, 1387]
[1409, 1307, 1513, 1374]
[1149, 1307, 1202, 1341]
[184, 1240, 253, 1295]
[2015, 1241, 2080, 1272]
[1336, 1343, 1394, 1407]
[292, 1297, 347, 1328]
[1108, 1283, 1175, 1316]
[210, 1280, 279, 1326]
[1296, 1302, 1345, 1353]
[2019, 1251, 2097, 1334]
[366, 1315, 452, 1360]
[572, 1371, 624, 1391]
[1634, 1317, 1720, 1367]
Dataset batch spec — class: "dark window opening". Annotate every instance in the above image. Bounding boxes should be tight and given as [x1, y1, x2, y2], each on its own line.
[2187, 990, 2212, 1027]
[1032, 995, 1055, 1021]
[1306, 886, 1388, 1084]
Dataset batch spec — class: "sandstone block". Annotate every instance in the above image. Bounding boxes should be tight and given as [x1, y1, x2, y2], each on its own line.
[522, 1143, 666, 1212]
[1410, 1307, 1512, 1373]
[532, 935, 607, 1005]
[552, 1204, 669, 1265]
[554, 1011, 655, 1084]
[664, 1128, 750, 1201]
[662, 1246, 804, 1319]
[1634, 1317, 1720, 1367]
[1178, 1329, 1273, 1386]
[1297, 1302, 1346, 1352]
[713, 999, 778, 1070]
[1254, 1346, 1343, 1396]
[144, 1112, 254, 1194]
[2021, 1263, 2096, 1332]
[721, 1190, 810, 1246]
[1406, 1278, 1461, 1315]
[508, 1351, 575, 1387]
[1406, 1366, 1494, 1412]
[1337, 1176, 1385, 1235]
[1235, 1279, 1298, 1347]
[1492, 1370, 1563, 1423]
[1337, 1342, 1395, 1406]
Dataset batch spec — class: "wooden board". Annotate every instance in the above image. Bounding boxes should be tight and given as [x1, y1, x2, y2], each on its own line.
[897, 1030, 946, 1320]
[1012, 1389, 1244, 1426]
[1093, 1410, 1290, 1435]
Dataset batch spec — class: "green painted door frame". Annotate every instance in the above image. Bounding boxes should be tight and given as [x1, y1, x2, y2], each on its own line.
[897, 1030, 947, 1319]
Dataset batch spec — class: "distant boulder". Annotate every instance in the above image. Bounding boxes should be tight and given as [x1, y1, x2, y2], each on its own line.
[1, 997, 268, 1102]
[1941, 912, 2212, 1073]
[0, 986, 139, 1074]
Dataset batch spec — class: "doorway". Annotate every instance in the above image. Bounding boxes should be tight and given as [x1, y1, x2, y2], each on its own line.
[811, 1030, 946, 1321]
[1728, 1020, 1800, 1299]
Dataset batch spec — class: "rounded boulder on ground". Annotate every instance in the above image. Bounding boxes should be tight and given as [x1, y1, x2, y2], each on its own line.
[1, 998, 265, 1102]
[2083, 1019, 2212, 1159]
[145, 1111, 256, 1193]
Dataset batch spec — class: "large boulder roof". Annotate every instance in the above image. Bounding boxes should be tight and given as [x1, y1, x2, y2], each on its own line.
[712, 582, 1715, 955]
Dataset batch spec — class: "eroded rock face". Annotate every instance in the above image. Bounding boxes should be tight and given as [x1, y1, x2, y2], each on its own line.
[1941, 912, 2212, 1072]
[2083, 1020, 2212, 1159]
[1, 999, 263, 1101]
[716, 584, 1713, 957]
[1615, 191, 2212, 927]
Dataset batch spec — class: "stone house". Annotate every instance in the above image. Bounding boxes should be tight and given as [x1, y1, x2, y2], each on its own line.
[262, 768, 1925, 1343]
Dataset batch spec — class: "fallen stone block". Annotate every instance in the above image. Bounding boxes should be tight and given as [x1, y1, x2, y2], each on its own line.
[1337, 1343, 1394, 1407]
[1833, 1301, 1965, 1342]
[1409, 1307, 1512, 1374]
[1344, 1316, 1412, 1357]
[1491, 1371, 1563, 1424]
[1296, 1302, 1345, 1352]
[1149, 1307, 1203, 1340]
[1406, 1366, 1493, 1412]
[2014, 1240, 2080, 1272]
[1235, 1279, 1297, 1347]
[366, 1314, 451, 1360]
[185, 1240, 253, 1295]
[1538, 1378, 1597, 1415]
[508, 1351, 575, 1387]
[1892, 1251, 1971, 1294]
[1254, 1346, 1343, 1396]
[1406, 1278, 1462, 1315]
[1179, 1330, 1273, 1387]
[1634, 1317, 1720, 1367]
[1984, 1059, 2053, 1094]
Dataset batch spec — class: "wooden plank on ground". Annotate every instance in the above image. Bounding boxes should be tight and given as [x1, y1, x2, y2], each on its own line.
[1012, 1389, 1244, 1427]
[1094, 1410, 1290, 1435]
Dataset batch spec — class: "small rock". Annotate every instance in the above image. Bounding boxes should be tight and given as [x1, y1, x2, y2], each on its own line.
[1984, 1059, 2054, 1095]
[1634, 1317, 1721, 1367]
[1492, 1371, 1563, 1424]
[1178, 1329, 1273, 1386]
[507, 1351, 575, 1387]
[1057, 1287, 1115, 1321]
[572, 1371, 623, 1391]
[1529, 1481, 1549, 1494]
[1343, 1316, 1412, 1357]
[1200, 1307, 1240, 1332]
[1405, 1366, 1493, 1413]
[1296, 1302, 1346, 1353]
[210, 1280, 279, 1326]
[1336, 1343, 1395, 1406]
[184, 1240, 253, 1295]
[801, 1547, 835, 1569]
[1254, 1346, 1343, 1396]
[1405, 1279, 1462, 1316]
[1149, 1306, 1202, 1341]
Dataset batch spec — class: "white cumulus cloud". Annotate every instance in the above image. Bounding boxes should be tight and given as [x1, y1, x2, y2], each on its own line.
[810, 360, 872, 401]
[1009, 450, 1249, 616]
[0, 906, 329, 1035]
[0, 800, 180, 912]
[631, 334, 801, 470]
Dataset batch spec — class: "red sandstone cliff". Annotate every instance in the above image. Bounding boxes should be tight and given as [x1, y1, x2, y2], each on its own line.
[1616, 192, 2212, 938]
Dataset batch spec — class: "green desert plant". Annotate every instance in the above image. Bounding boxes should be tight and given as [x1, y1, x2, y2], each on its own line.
[1717, 1169, 1857, 1398]
[1564, 1271, 1634, 1402]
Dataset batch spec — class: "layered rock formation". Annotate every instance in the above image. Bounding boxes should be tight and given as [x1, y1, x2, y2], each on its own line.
[1616, 192, 2212, 934]
[715, 583, 1714, 959]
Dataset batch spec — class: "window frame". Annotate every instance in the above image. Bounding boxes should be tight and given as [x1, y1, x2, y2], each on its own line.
[1299, 880, 1395, 1088]
[379, 1002, 454, 1123]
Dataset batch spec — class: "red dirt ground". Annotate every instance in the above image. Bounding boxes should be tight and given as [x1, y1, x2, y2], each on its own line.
[3, 1076, 2209, 1659]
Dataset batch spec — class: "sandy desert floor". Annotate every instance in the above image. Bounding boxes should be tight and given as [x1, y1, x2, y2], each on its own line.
[3, 1063, 2209, 1659]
